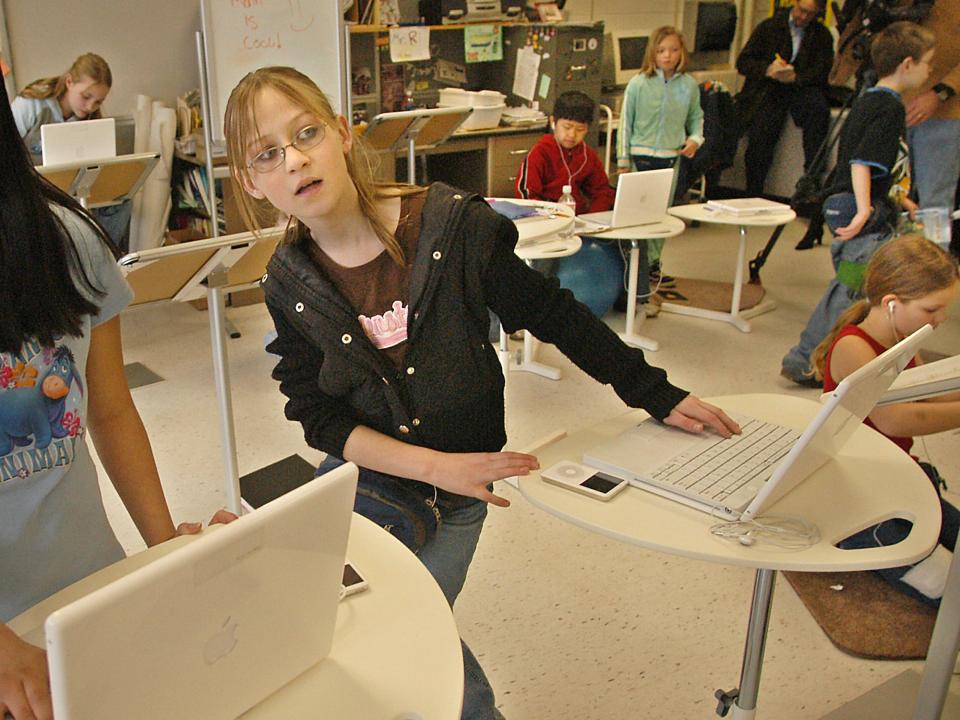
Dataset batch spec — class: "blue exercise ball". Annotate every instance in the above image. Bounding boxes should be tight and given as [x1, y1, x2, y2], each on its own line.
[555, 238, 624, 317]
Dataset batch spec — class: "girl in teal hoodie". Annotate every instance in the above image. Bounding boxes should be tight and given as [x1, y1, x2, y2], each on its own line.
[617, 26, 704, 280]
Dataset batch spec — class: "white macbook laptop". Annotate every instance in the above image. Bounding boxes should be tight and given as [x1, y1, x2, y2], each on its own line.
[23, 462, 357, 720]
[583, 325, 932, 520]
[40, 117, 116, 166]
[578, 168, 675, 231]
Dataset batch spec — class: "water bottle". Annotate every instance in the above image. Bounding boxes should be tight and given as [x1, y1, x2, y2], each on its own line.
[558, 184, 576, 237]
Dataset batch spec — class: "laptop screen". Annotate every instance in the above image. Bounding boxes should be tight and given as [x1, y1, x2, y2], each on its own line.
[40, 118, 116, 166]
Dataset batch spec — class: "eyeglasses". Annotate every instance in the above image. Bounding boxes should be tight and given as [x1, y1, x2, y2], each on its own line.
[246, 123, 326, 173]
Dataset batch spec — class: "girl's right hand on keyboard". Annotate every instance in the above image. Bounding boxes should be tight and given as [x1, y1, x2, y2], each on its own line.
[664, 396, 742, 438]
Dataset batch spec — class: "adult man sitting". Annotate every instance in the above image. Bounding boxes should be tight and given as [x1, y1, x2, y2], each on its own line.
[736, 0, 834, 199]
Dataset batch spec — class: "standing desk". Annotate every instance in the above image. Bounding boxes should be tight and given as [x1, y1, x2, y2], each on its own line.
[517, 394, 940, 719]
[38, 152, 160, 210]
[583, 215, 687, 352]
[119, 229, 284, 513]
[9, 514, 464, 719]
[666, 205, 795, 333]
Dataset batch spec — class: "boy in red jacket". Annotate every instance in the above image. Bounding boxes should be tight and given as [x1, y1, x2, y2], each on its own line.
[515, 91, 615, 213]
[515, 92, 660, 315]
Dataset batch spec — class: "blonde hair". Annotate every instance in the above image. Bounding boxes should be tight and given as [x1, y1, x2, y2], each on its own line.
[640, 27, 689, 77]
[811, 235, 959, 379]
[224, 66, 410, 266]
[20, 53, 112, 119]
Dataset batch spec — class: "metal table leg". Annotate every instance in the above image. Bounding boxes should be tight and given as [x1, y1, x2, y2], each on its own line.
[715, 569, 777, 720]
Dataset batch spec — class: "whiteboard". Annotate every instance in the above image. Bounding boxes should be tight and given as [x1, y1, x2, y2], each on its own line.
[200, 0, 347, 143]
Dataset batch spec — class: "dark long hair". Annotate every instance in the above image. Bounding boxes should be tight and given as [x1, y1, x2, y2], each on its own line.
[0, 78, 116, 354]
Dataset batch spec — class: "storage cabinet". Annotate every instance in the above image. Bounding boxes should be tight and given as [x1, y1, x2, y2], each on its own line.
[486, 131, 541, 197]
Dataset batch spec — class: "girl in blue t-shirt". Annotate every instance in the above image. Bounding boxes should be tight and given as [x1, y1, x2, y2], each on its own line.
[0, 77, 232, 720]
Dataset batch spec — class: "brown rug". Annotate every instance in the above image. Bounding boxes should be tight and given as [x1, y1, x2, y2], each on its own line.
[783, 570, 938, 660]
[656, 277, 766, 312]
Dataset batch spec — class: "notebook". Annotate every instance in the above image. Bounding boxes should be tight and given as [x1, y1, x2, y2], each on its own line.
[577, 168, 675, 231]
[582, 325, 932, 520]
[704, 197, 792, 216]
[40, 117, 116, 166]
[877, 353, 960, 405]
[24, 462, 358, 720]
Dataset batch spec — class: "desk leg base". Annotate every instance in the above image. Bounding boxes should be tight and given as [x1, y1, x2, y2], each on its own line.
[618, 332, 660, 352]
[512, 332, 563, 380]
[660, 300, 777, 334]
[513, 360, 562, 380]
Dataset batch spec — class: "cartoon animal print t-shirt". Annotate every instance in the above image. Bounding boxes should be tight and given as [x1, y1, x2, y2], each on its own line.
[0, 206, 133, 622]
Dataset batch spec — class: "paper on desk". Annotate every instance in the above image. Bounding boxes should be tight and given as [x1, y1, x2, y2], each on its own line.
[877, 354, 960, 405]
[513, 45, 541, 102]
[390, 27, 430, 63]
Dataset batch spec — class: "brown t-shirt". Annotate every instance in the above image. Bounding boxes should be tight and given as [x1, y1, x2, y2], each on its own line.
[307, 191, 426, 368]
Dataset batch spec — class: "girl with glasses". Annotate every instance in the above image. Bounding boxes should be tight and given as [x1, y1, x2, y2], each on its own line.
[225, 65, 739, 720]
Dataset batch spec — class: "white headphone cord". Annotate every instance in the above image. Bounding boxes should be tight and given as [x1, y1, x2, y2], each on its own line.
[710, 514, 821, 549]
[554, 135, 588, 189]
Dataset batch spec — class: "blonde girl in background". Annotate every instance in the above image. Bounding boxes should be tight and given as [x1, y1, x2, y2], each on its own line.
[617, 26, 704, 287]
[813, 235, 960, 605]
[224, 66, 738, 720]
[11, 53, 112, 163]
[10, 53, 131, 250]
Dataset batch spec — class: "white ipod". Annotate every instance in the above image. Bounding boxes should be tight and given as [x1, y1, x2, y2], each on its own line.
[540, 461, 629, 501]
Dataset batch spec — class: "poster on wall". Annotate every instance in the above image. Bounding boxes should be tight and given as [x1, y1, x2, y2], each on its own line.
[380, 62, 406, 112]
[512, 44, 540, 101]
[464, 25, 503, 63]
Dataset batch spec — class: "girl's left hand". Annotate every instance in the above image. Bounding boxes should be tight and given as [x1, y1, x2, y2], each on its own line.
[175, 509, 239, 536]
[679, 139, 699, 158]
[663, 395, 741, 438]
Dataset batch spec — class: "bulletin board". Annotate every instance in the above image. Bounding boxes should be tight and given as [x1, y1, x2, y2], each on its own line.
[200, 0, 348, 143]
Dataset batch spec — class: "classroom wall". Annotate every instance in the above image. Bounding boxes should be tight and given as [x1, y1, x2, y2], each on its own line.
[566, 0, 678, 33]
[3, 0, 766, 120]
[4, 0, 200, 115]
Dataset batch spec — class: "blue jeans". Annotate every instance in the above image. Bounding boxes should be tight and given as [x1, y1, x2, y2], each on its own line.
[838, 463, 960, 606]
[93, 200, 132, 252]
[908, 118, 960, 211]
[909, 118, 960, 255]
[781, 224, 890, 380]
[631, 154, 684, 267]
[419, 500, 501, 720]
[316, 456, 499, 719]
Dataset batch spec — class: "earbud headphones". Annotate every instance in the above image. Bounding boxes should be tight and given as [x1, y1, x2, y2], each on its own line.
[888, 300, 896, 315]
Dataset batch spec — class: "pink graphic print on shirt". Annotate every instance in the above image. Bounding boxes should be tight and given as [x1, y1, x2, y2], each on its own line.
[358, 300, 408, 350]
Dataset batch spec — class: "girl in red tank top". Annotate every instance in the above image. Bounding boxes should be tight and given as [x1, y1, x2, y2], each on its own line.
[812, 236, 960, 455]
[810, 235, 960, 605]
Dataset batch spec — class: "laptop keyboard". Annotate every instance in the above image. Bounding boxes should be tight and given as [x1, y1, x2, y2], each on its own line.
[648, 415, 801, 506]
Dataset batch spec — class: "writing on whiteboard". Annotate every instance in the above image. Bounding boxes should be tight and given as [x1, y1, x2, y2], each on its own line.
[231, 0, 316, 54]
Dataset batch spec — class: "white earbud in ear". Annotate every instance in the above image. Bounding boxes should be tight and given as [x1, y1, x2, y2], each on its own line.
[888, 300, 896, 315]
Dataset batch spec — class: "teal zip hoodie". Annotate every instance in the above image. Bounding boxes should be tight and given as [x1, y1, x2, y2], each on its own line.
[617, 69, 704, 167]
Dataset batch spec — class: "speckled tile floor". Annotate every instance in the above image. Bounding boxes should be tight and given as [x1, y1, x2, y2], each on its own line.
[102, 219, 960, 719]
